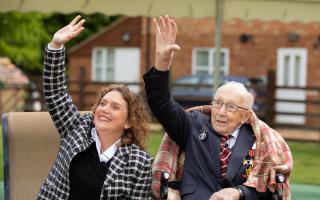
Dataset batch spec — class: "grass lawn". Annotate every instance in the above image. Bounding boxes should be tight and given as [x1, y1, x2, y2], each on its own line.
[0, 126, 319, 185]
[288, 141, 320, 185]
[146, 131, 164, 156]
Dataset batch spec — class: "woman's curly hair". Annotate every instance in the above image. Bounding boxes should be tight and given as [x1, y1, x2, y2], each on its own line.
[91, 85, 150, 150]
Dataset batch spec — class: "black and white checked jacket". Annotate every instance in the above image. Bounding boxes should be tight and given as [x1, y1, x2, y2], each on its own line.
[38, 46, 152, 199]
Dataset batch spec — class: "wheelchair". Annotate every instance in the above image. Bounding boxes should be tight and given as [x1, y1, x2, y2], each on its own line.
[152, 105, 292, 200]
[159, 171, 287, 200]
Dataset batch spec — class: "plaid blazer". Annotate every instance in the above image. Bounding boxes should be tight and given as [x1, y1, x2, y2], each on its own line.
[38, 46, 152, 199]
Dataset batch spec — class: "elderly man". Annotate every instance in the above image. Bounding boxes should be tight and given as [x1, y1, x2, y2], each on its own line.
[143, 15, 291, 200]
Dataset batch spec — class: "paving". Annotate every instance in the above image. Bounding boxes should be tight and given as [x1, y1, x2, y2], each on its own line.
[291, 183, 320, 200]
[276, 128, 320, 143]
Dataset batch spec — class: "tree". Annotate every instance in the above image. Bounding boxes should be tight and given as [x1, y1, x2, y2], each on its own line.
[0, 12, 50, 73]
[43, 13, 119, 48]
[0, 12, 119, 74]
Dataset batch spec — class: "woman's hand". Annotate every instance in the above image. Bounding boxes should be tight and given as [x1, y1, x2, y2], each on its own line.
[153, 15, 180, 71]
[49, 15, 85, 48]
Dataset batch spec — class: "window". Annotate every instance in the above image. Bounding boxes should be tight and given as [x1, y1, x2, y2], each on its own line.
[106, 49, 115, 81]
[276, 48, 307, 124]
[277, 48, 307, 87]
[192, 48, 229, 76]
[92, 48, 115, 81]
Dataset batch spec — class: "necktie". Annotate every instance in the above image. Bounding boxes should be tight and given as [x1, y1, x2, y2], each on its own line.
[220, 135, 231, 178]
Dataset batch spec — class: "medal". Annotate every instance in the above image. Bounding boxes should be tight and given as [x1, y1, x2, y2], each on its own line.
[250, 143, 256, 157]
[245, 165, 253, 177]
[242, 156, 254, 178]
[199, 128, 207, 140]
[243, 158, 253, 166]
[249, 149, 255, 157]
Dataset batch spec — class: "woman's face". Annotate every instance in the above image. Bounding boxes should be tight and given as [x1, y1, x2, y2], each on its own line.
[93, 90, 131, 135]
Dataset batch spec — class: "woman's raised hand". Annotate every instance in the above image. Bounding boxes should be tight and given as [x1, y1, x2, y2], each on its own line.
[49, 15, 85, 48]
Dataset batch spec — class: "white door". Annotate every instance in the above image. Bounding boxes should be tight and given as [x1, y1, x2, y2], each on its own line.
[276, 48, 307, 124]
[114, 48, 140, 93]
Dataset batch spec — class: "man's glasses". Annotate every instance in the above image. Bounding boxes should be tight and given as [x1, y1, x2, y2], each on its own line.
[211, 100, 248, 112]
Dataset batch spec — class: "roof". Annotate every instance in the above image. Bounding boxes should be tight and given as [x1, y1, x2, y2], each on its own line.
[0, 57, 29, 85]
[69, 16, 130, 54]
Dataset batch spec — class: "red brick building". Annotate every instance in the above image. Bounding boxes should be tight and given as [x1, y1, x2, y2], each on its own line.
[69, 16, 320, 125]
[0, 57, 29, 115]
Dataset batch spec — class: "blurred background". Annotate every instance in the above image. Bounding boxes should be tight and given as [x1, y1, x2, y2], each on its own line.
[0, 0, 320, 199]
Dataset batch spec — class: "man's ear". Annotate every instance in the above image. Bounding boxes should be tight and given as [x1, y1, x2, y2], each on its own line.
[241, 110, 252, 124]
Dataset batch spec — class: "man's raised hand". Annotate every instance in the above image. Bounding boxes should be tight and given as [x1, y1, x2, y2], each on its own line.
[154, 15, 180, 71]
[49, 15, 85, 48]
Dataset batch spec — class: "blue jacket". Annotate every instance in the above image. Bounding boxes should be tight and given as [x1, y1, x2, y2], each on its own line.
[144, 67, 271, 200]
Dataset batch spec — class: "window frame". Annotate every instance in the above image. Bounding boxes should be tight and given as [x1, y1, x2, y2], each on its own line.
[192, 47, 230, 76]
[92, 47, 115, 82]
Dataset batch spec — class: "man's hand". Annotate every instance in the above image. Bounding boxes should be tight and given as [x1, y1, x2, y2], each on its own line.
[274, 164, 290, 175]
[153, 15, 180, 71]
[209, 188, 240, 200]
[49, 15, 85, 48]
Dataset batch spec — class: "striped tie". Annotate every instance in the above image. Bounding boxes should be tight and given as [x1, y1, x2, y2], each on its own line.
[220, 135, 231, 178]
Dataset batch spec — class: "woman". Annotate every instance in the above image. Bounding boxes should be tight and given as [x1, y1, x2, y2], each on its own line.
[38, 15, 152, 199]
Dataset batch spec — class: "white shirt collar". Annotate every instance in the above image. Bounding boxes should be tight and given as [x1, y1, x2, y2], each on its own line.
[91, 128, 120, 163]
[230, 128, 240, 139]
[224, 128, 240, 149]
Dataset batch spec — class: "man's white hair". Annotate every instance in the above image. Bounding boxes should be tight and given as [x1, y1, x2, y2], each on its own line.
[214, 81, 254, 109]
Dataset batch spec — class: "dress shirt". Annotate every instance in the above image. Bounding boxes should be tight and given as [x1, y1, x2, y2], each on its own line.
[91, 128, 120, 163]
[226, 128, 240, 149]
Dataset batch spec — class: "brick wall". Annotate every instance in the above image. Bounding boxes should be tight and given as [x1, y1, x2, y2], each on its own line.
[164, 17, 320, 87]
[68, 16, 320, 122]
[70, 16, 320, 86]
[69, 17, 144, 82]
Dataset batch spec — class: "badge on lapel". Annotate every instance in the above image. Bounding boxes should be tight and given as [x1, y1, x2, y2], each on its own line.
[199, 127, 207, 141]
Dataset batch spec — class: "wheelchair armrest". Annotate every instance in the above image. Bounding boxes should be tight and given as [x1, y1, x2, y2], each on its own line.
[160, 171, 181, 199]
[273, 173, 287, 200]
[276, 173, 286, 183]
[160, 171, 170, 200]
[168, 181, 180, 190]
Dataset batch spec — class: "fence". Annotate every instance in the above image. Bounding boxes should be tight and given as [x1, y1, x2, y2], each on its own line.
[1, 70, 320, 138]
[0, 73, 144, 115]
[265, 70, 320, 131]
[0, 85, 28, 115]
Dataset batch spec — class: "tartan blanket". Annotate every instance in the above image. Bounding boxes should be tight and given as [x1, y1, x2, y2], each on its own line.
[151, 105, 293, 200]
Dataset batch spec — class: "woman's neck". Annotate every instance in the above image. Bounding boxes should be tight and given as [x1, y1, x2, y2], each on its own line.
[97, 130, 122, 152]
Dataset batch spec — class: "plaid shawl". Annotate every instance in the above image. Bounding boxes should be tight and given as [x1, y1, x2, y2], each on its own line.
[152, 105, 293, 200]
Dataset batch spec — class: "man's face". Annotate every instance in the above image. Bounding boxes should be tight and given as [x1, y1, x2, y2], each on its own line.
[211, 89, 249, 136]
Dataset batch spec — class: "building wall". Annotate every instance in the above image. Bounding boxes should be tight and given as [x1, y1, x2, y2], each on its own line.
[69, 17, 144, 83]
[167, 17, 320, 126]
[69, 16, 320, 122]
[70, 16, 320, 86]
[0, 88, 25, 115]
[68, 17, 146, 109]
[167, 17, 320, 87]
